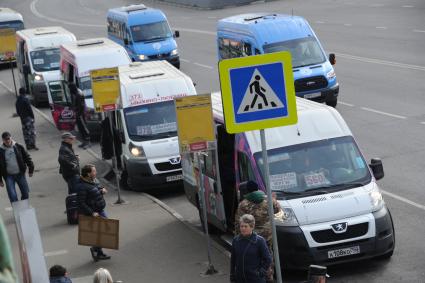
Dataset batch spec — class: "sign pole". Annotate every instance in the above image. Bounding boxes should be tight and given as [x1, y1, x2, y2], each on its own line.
[197, 151, 217, 275]
[108, 111, 126, 205]
[9, 57, 18, 97]
[260, 129, 283, 283]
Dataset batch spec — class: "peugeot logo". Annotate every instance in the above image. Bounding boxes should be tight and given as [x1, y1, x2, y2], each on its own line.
[331, 222, 348, 234]
[169, 157, 181, 165]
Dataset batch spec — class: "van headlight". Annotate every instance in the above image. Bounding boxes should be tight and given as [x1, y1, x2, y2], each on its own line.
[139, 54, 147, 60]
[275, 207, 299, 227]
[34, 74, 44, 81]
[129, 142, 146, 158]
[369, 186, 384, 212]
[326, 70, 336, 80]
[170, 49, 178, 56]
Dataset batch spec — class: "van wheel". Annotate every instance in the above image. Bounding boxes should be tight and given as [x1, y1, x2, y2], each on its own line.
[120, 169, 132, 191]
[326, 99, 337, 108]
[197, 195, 220, 235]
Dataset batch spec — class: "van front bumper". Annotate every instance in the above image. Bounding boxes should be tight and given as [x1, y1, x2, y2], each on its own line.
[276, 206, 394, 269]
[125, 158, 182, 191]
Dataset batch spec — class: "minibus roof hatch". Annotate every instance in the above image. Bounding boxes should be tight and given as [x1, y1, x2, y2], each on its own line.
[77, 39, 104, 47]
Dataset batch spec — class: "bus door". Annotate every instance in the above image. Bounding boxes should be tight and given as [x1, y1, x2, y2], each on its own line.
[198, 149, 227, 232]
[46, 80, 75, 131]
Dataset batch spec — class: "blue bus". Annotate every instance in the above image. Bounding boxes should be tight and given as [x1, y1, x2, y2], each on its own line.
[217, 13, 339, 107]
[107, 4, 180, 69]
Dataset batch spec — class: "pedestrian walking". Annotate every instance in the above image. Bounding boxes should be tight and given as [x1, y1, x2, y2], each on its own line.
[69, 83, 90, 149]
[77, 164, 111, 261]
[93, 268, 113, 283]
[234, 181, 281, 282]
[15, 87, 38, 150]
[230, 214, 272, 283]
[0, 132, 34, 203]
[58, 132, 80, 195]
[49, 264, 72, 283]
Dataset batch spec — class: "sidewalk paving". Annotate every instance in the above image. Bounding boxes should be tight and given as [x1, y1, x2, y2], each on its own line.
[0, 80, 230, 282]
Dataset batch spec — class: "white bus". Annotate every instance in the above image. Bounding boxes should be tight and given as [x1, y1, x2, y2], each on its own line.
[16, 26, 76, 106]
[114, 61, 196, 190]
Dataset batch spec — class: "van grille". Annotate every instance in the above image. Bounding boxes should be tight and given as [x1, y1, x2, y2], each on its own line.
[148, 52, 171, 60]
[311, 223, 369, 243]
[154, 161, 181, 172]
[294, 76, 328, 92]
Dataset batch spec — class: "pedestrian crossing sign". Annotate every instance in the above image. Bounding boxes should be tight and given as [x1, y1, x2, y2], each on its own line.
[218, 51, 297, 133]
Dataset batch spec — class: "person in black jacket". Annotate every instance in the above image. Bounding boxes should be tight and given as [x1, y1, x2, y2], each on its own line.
[58, 132, 80, 194]
[16, 87, 38, 150]
[230, 214, 272, 283]
[77, 164, 110, 261]
[69, 83, 90, 149]
[0, 132, 34, 203]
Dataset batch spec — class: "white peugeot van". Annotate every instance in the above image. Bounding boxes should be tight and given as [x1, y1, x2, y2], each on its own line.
[16, 26, 76, 106]
[182, 92, 395, 269]
[114, 61, 197, 190]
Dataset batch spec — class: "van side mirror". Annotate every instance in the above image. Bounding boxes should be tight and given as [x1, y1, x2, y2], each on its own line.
[329, 53, 336, 65]
[174, 30, 180, 38]
[23, 65, 30, 75]
[369, 158, 384, 180]
[124, 38, 129, 45]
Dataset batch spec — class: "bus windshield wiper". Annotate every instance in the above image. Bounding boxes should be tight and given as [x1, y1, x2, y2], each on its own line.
[303, 182, 366, 194]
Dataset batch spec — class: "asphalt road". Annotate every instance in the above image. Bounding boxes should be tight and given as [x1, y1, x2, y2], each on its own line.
[1, 0, 425, 281]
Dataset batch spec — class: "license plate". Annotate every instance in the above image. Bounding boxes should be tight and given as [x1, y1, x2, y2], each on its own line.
[328, 246, 360, 259]
[166, 174, 183, 182]
[304, 92, 321, 99]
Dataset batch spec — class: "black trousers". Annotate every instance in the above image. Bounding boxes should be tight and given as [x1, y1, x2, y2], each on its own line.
[76, 114, 90, 142]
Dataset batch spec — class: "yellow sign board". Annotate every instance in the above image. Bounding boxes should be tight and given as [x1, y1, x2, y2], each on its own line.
[90, 67, 121, 112]
[218, 51, 297, 133]
[175, 94, 215, 153]
[0, 28, 17, 58]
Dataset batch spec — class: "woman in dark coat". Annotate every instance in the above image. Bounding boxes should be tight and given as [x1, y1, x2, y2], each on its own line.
[230, 214, 272, 283]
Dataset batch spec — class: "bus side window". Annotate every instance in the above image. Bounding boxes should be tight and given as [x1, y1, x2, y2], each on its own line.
[238, 152, 255, 182]
[203, 152, 216, 179]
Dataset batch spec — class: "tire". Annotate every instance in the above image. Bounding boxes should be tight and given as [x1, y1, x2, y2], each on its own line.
[119, 169, 132, 191]
[326, 98, 337, 108]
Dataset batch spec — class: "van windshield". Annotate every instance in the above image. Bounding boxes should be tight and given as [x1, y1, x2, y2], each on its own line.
[254, 136, 371, 198]
[30, 48, 60, 72]
[0, 20, 24, 31]
[124, 100, 177, 141]
[263, 37, 326, 68]
[130, 21, 172, 42]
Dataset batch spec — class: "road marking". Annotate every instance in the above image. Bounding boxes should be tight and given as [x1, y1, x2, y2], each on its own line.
[5, 207, 12, 211]
[180, 58, 191, 63]
[173, 27, 216, 36]
[338, 101, 355, 107]
[420, 122, 425, 125]
[344, 23, 352, 26]
[44, 249, 68, 257]
[402, 5, 414, 8]
[335, 52, 425, 71]
[315, 21, 325, 24]
[376, 26, 387, 29]
[0, 81, 13, 93]
[382, 190, 425, 212]
[193, 62, 214, 69]
[207, 16, 217, 19]
[30, 0, 103, 27]
[361, 107, 407, 119]
[413, 29, 425, 33]
[71, 275, 93, 282]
